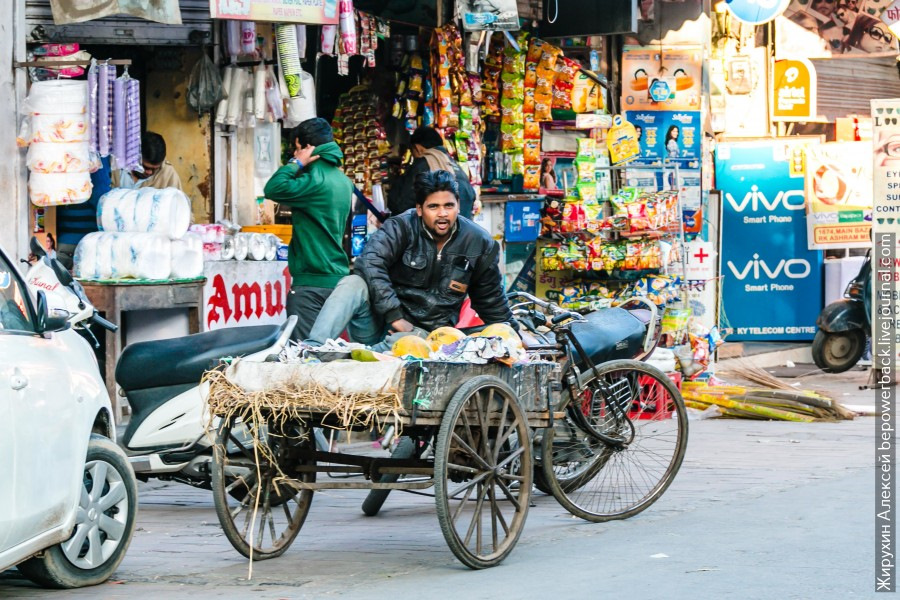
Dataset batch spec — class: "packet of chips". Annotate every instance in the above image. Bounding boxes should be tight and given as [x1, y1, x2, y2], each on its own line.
[575, 158, 595, 183]
[524, 119, 541, 139]
[577, 182, 597, 204]
[576, 137, 596, 158]
[524, 164, 540, 190]
[524, 139, 540, 164]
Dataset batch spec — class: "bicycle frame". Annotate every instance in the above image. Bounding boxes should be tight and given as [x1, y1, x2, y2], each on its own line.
[509, 292, 642, 447]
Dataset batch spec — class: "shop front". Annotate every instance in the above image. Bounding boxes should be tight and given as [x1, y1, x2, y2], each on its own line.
[3, 0, 726, 401]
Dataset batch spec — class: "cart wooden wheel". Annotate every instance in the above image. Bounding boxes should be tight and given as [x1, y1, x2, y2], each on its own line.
[211, 417, 315, 560]
[434, 375, 533, 569]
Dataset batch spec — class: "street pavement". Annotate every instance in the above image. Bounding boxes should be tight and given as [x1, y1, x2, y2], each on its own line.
[0, 369, 882, 599]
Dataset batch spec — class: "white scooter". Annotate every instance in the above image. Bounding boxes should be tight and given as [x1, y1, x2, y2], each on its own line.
[26, 239, 297, 490]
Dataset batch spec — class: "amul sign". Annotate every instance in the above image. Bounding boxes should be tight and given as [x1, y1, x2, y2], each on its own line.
[772, 58, 816, 122]
[203, 261, 290, 330]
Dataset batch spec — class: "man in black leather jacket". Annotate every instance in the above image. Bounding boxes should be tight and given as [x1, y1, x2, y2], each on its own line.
[306, 170, 512, 348]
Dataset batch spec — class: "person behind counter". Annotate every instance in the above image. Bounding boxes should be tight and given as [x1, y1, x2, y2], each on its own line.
[56, 156, 112, 270]
[388, 126, 476, 219]
[111, 131, 183, 191]
[306, 170, 513, 350]
[263, 117, 353, 341]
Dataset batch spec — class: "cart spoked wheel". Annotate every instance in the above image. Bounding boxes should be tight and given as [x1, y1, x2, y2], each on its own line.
[434, 375, 533, 569]
[211, 417, 315, 560]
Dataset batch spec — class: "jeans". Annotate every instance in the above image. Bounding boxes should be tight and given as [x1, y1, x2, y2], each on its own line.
[306, 275, 427, 351]
[286, 285, 335, 341]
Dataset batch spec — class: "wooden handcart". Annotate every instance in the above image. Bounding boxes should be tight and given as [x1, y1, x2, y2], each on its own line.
[207, 359, 562, 570]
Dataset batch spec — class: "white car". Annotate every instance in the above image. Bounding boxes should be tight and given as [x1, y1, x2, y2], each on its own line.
[0, 244, 137, 588]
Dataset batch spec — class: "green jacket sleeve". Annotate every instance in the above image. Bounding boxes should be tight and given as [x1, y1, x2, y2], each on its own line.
[263, 163, 322, 205]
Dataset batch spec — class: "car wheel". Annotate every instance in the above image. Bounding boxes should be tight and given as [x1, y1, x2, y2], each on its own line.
[17, 435, 138, 589]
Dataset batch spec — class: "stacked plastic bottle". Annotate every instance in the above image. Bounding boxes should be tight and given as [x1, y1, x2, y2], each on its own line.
[73, 187, 203, 280]
[22, 80, 93, 206]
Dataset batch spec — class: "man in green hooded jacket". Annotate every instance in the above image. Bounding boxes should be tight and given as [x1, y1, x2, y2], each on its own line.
[264, 118, 353, 340]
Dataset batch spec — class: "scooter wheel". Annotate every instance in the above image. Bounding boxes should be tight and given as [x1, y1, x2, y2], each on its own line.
[812, 329, 866, 373]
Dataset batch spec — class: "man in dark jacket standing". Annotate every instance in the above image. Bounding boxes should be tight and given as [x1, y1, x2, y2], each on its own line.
[264, 118, 353, 340]
[307, 170, 511, 348]
[388, 126, 477, 219]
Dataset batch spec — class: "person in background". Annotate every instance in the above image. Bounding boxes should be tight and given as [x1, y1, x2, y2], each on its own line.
[388, 126, 477, 219]
[306, 170, 513, 349]
[263, 118, 353, 341]
[111, 131, 183, 191]
[43, 233, 57, 260]
[56, 156, 112, 270]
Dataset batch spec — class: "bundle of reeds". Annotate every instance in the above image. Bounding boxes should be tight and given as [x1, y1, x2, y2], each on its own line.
[682, 381, 855, 422]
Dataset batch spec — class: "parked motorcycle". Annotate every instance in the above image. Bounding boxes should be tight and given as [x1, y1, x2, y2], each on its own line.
[813, 251, 871, 373]
[26, 240, 297, 490]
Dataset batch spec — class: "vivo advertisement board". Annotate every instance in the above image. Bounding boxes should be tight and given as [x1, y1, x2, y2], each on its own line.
[717, 140, 823, 341]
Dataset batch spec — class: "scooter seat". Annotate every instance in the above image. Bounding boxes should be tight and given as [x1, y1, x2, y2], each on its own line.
[569, 308, 646, 369]
[116, 324, 283, 392]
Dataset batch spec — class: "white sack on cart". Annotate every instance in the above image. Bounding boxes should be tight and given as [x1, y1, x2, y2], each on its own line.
[223, 359, 405, 397]
[28, 171, 92, 206]
[26, 142, 91, 173]
[170, 233, 204, 279]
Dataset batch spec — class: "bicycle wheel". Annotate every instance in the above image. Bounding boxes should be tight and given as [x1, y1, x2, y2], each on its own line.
[541, 359, 688, 522]
[533, 416, 611, 495]
[211, 417, 315, 560]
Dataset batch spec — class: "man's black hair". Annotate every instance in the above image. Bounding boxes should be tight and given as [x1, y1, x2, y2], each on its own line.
[293, 118, 334, 148]
[414, 170, 459, 205]
[410, 126, 444, 150]
[142, 131, 167, 165]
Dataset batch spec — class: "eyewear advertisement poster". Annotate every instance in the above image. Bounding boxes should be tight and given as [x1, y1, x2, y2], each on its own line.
[780, 0, 899, 57]
[625, 110, 702, 168]
[871, 98, 900, 365]
[805, 141, 873, 249]
[620, 47, 702, 112]
[210, 0, 339, 24]
[716, 139, 823, 341]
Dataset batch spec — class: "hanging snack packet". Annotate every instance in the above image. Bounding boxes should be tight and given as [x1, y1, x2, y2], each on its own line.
[577, 182, 597, 204]
[527, 38, 546, 64]
[552, 57, 579, 110]
[576, 137, 596, 158]
[524, 139, 540, 165]
[524, 87, 535, 114]
[627, 201, 650, 232]
[624, 241, 642, 270]
[524, 164, 540, 190]
[525, 62, 538, 89]
[575, 157, 595, 183]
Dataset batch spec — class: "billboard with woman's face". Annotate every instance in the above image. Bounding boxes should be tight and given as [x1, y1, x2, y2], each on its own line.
[780, 0, 899, 57]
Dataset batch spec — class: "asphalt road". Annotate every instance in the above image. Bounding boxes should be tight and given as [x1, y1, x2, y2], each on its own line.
[0, 371, 882, 599]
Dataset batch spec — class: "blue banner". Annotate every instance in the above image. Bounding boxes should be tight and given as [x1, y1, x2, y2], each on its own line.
[625, 110, 702, 170]
[717, 140, 822, 341]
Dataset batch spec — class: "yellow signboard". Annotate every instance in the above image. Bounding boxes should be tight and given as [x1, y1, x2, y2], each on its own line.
[772, 58, 816, 122]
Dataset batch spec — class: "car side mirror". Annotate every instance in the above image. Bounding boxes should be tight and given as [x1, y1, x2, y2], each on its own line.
[36, 290, 70, 334]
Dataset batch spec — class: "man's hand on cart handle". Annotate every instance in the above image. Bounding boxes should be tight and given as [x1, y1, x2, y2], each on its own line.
[390, 318, 414, 334]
